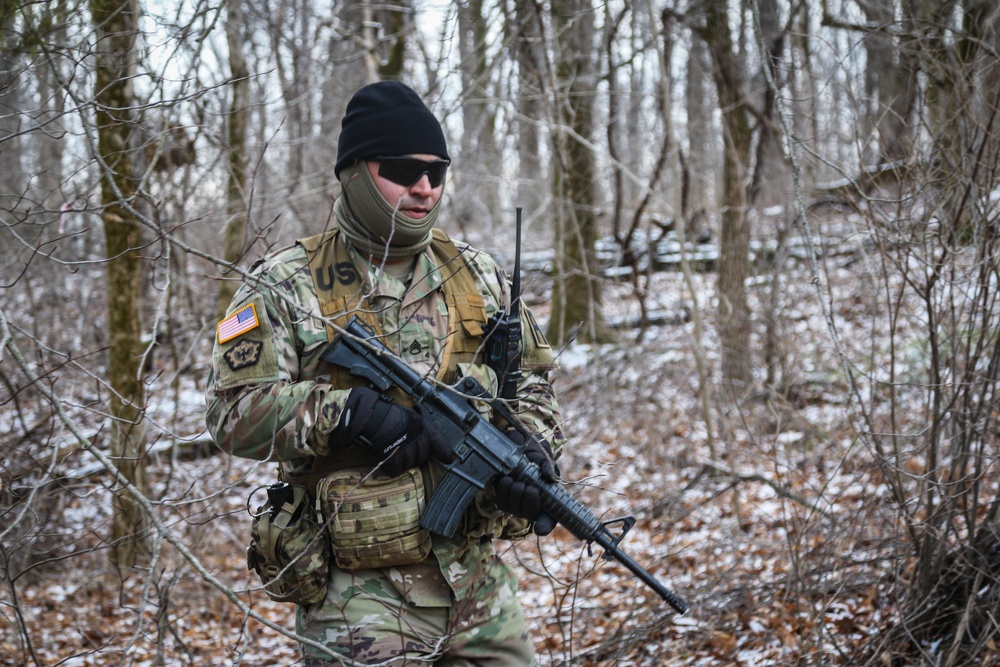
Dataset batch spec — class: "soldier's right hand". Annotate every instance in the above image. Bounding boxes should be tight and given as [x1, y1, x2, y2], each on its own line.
[334, 387, 452, 476]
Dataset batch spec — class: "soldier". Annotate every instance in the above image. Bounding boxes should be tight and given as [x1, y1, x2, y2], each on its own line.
[206, 81, 565, 666]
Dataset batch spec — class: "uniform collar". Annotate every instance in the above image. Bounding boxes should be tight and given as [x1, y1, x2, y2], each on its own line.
[346, 243, 444, 307]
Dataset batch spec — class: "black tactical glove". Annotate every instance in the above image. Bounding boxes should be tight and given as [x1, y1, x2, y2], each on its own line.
[335, 387, 452, 477]
[494, 429, 559, 536]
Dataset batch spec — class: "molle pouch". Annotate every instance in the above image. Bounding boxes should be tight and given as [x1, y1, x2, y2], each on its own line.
[317, 468, 432, 571]
[246, 483, 329, 605]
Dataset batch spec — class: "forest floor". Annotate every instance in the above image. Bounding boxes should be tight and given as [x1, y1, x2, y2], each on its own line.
[0, 245, 977, 666]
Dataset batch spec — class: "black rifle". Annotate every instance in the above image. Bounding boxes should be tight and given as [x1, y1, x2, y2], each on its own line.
[485, 207, 523, 400]
[321, 318, 688, 614]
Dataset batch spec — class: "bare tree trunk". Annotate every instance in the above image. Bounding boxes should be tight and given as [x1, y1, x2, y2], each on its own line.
[0, 4, 25, 224]
[789, 0, 817, 191]
[90, 0, 149, 568]
[35, 1, 68, 218]
[749, 0, 792, 393]
[322, 0, 372, 186]
[455, 0, 500, 233]
[512, 0, 546, 222]
[604, 1, 625, 239]
[983, 1, 1000, 168]
[748, 0, 789, 210]
[861, 0, 916, 164]
[548, 0, 609, 346]
[265, 0, 321, 235]
[216, 0, 251, 320]
[921, 0, 995, 239]
[685, 28, 714, 239]
[702, 0, 754, 399]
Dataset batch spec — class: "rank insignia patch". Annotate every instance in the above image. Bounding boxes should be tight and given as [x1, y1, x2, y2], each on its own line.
[223, 339, 264, 371]
[217, 303, 259, 343]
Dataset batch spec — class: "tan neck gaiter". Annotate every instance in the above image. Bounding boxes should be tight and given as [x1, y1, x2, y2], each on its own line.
[334, 163, 442, 261]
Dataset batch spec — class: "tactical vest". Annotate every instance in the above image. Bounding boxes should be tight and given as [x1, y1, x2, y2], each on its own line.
[283, 227, 492, 484]
[287, 227, 531, 544]
[300, 227, 488, 380]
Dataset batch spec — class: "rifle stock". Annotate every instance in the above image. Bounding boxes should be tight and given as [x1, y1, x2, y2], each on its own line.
[321, 318, 688, 614]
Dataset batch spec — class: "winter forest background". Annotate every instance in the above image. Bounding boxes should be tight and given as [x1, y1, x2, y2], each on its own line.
[4, 0, 1000, 665]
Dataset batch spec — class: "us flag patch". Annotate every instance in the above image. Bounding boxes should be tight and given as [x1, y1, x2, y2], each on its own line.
[217, 303, 259, 343]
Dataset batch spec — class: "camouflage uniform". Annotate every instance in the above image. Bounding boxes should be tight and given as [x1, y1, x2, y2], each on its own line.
[207, 228, 564, 665]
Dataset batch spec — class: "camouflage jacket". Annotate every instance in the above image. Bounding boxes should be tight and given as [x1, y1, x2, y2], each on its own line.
[206, 228, 565, 606]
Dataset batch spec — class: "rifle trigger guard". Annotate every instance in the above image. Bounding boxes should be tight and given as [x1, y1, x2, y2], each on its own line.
[599, 516, 636, 560]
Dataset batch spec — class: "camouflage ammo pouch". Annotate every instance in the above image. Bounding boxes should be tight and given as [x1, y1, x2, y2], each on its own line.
[246, 483, 329, 605]
[316, 467, 432, 571]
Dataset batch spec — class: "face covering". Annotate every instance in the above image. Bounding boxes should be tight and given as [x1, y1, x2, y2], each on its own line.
[334, 163, 442, 261]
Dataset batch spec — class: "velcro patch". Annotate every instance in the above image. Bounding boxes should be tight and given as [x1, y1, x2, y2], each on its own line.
[523, 308, 550, 350]
[223, 339, 264, 371]
[218, 303, 259, 343]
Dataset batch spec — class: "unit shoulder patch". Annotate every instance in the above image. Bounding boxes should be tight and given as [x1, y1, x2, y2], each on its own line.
[212, 295, 279, 390]
[223, 339, 264, 370]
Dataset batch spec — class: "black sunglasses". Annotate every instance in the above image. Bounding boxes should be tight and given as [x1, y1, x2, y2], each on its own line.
[375, 156, 450, 188]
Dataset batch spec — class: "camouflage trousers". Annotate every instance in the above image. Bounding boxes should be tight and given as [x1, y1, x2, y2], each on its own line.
[297, 556, 537, 666]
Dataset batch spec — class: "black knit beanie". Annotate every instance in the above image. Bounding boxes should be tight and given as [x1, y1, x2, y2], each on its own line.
[334, 81, 450, 177]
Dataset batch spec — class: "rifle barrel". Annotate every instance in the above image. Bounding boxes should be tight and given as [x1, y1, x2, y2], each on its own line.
[593, 530, 689, 615]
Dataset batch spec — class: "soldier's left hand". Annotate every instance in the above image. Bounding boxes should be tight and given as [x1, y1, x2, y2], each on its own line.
[494, 429, 558, 535]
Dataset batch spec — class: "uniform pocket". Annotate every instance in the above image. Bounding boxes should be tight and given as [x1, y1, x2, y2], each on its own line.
[317, 468, 432, 570]
[447, 293, 487, 343]
[246, 484, 329, 605]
